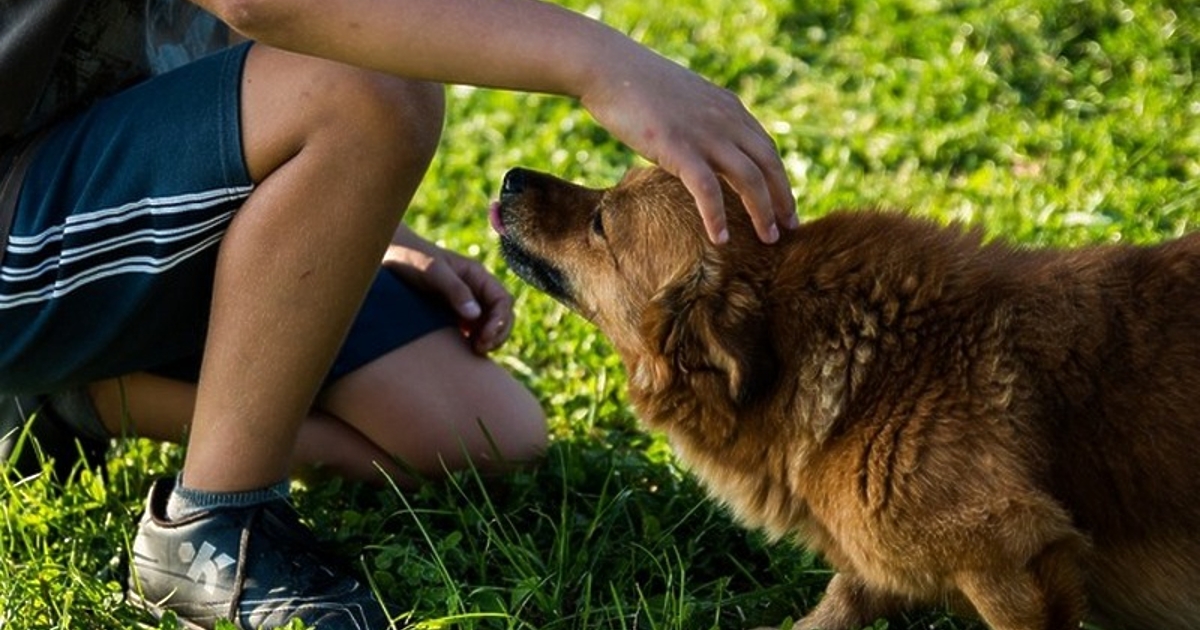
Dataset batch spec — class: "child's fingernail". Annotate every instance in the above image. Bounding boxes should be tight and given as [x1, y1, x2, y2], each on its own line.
[461, 300, 482, 319]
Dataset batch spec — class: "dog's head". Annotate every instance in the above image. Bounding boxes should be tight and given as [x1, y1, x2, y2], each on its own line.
[493, 166, 780, 408]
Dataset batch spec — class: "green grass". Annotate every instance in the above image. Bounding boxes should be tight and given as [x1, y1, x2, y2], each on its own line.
[3, 0, 1198, 628]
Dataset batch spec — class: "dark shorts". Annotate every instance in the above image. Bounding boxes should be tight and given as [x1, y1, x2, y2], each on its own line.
[0, 43, 454, 394]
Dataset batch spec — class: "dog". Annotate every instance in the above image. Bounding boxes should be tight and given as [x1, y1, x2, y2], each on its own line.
[491, 165, 1200, 630]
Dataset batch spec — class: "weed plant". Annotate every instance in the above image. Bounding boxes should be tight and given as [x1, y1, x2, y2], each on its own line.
[2, 0, 1197, 628]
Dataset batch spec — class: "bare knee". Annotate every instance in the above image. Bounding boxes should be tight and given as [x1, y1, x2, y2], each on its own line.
[316, 329, 549, 480]
[399, 366, 548, 478]
[469, 384, 548, 473]
[240, 45, 445, 186]
[331, 71, 445, 173]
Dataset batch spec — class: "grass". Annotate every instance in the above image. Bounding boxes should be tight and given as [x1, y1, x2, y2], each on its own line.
[2, 0, 1197, 628]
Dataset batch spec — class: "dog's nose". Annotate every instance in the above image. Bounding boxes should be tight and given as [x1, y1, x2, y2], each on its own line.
[501, 168, 529, 197]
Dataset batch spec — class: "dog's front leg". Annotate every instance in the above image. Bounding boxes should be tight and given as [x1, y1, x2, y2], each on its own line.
[765, 571, 910, 630]
[954, 541, 1086, 630]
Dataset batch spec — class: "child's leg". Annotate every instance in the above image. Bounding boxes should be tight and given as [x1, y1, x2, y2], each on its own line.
[179, 44, 445, 493]
[88, 327, 546, 485]
[2, 39, 452, 626]
[89, 255, 547, 485]
[316, 325, 548, 483]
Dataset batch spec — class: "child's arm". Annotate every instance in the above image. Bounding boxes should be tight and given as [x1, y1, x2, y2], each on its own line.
[191, 0, 796, 244]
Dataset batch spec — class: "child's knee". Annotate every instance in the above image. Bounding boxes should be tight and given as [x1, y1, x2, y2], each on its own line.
[348, 74, 445, 163]
[312, 65, 445, 166]
[241, 45, 445, 177]
[466, 383, 548, 473]
[495, 392, 549, 464]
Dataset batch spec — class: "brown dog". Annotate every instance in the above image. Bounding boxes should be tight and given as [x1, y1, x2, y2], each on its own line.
[492, 165, 1200, 630]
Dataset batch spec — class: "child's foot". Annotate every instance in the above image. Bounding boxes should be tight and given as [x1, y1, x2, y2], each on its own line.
[128, 477, 396, 629]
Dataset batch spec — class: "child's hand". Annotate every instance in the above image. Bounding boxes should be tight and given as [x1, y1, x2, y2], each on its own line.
[579, 48, 797, 245]
[383, 227, 514, 355]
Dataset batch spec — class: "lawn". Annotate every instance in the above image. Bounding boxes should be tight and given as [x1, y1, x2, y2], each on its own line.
[2, 0, 1197, 628]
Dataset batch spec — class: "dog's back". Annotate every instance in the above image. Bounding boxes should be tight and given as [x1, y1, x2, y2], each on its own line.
[1017, 232, 1200, 629]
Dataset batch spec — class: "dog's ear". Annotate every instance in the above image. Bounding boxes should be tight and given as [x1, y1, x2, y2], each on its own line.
[638, 261, 779, 408]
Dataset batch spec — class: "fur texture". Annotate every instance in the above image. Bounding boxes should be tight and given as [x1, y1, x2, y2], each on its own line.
[494, 166, 1200, 630]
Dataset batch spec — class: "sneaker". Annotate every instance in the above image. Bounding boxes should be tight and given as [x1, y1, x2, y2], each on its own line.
[0, 393, 108, 479]
[128, 477, 397, 629]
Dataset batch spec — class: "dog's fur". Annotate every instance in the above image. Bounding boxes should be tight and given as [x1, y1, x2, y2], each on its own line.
[493, 166, 1200, 630]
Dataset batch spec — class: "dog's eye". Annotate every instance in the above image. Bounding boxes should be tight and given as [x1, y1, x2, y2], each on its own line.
[591, 209, 606, 238]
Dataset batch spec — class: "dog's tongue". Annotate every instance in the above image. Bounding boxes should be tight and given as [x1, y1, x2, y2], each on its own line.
[488, 200, 506, 236]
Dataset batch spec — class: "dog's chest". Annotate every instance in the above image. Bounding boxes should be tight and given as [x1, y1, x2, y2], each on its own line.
[670, 426, 950, 597]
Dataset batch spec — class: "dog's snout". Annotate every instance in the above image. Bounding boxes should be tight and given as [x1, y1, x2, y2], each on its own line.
[501, 168, 530, 198]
